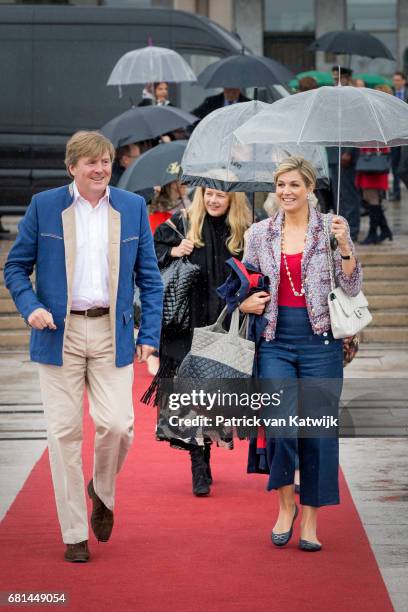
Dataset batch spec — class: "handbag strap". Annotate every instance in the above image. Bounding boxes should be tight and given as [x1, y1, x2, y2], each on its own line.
[228, 308, 240, 336]
[165, 212, 188, 241]
[213, 305, 249, 338]
[323, 215, 336, 292]
[239, 314, 250, 339]
[165, 219, 185, 240]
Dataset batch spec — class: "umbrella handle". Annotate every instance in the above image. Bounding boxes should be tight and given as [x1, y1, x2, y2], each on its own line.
[336, 144, 341, 216]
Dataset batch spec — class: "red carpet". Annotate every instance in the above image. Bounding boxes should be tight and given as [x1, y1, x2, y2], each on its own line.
[0, 363, 393, 611]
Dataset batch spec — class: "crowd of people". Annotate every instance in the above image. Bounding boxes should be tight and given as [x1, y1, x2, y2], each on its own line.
[3, 61, 403, 563]
[111, 67, 405, 250]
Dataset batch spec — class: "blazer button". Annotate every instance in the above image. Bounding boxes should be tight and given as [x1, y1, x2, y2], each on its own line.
[323, 332, 328, 337]
[324, 340, 330, 345]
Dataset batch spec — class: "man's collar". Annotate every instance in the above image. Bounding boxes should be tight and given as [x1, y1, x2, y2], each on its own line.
[72, 181, 110, 206]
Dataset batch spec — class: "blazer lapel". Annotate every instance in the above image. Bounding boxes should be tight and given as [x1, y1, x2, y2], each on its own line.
[61, 185, 76, 312]
[268, 210, 283, 273]
[61, 186, 76, 350]
[302, 205, 321, 276]
[108, 203, 121, 359]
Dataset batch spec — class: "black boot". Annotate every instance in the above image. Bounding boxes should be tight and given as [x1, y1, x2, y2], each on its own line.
[360, 204, 379, 245]
[360, 199, 369, 217]
[189, 447, 210, 496]
[203, 444, 213, 485]
[377, 204, 393, 242]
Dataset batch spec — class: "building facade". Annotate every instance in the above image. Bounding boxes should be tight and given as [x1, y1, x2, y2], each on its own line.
[1, 0, 406, 75]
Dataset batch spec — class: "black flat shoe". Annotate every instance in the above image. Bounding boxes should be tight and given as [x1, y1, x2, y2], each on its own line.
[271, 505, 298, 547]
[299, 538, 322, 552]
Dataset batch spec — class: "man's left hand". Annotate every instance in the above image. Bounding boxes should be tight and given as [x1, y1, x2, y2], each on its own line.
[331, 216, 350, 250]
[136, 344, 157, 363]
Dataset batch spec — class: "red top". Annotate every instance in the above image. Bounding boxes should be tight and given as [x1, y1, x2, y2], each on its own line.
[278, 252, 306, 307]
[149, 211, 172, 234]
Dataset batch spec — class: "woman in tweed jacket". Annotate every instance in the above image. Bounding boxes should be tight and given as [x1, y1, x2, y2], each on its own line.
[240, 156, 363, 552]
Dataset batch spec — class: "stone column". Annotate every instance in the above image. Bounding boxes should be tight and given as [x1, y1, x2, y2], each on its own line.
[208, 0, 234, 31]
[234, 0, 263, 56]
[173, 0, 196, 11]
[315, 0, 346, 71]
[398, 0, 408, 71]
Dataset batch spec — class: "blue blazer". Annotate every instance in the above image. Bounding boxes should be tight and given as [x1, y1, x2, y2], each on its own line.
[4, 184, 163, 367]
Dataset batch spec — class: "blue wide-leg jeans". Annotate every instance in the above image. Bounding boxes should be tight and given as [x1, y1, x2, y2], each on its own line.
[257, 306, 343, 507]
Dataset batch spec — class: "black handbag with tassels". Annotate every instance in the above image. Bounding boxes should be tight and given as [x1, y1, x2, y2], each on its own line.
[160, 217, 200, 332]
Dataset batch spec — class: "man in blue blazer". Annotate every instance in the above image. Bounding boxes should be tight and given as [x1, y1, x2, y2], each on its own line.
[4, 131, 163, 562]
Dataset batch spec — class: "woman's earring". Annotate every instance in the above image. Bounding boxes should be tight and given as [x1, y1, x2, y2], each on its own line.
[307, 192, 313, 203]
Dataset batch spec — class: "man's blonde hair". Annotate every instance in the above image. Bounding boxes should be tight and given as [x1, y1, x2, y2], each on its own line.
[65, 131, 115, 176]
[273, 156, 317, 189]
[186, 187, 251, 255]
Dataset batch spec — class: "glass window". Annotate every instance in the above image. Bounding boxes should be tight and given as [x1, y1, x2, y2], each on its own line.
[264, 0, 314, 32]
[347, 0, 397, 30]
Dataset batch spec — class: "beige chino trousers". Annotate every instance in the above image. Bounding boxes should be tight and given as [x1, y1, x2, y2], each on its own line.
[38, 314, 134, 544]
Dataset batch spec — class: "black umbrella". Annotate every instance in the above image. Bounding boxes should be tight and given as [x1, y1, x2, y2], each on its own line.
[309, 29, 394, 60]
[117, 140, 187, 192]
[197, 54, 294, 89]
[100, 106, 197, 148]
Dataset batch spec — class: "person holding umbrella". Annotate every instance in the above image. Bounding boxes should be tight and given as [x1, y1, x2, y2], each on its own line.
[356, 84, 393, 244]
[192, 53, 293, 121]
[331, 66, 353, 86]
[192, 88, 251, 120]
[326, 68, 361, 240]
[148, 186, 251, 496]
[240, 156, 362, 551]
[389, 72, 408, 201]
[138, 81, 173, 107]
[111, 142, 143, 186]
[148, 180, 191, 233]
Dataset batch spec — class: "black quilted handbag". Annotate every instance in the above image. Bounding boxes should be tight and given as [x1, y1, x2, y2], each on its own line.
[161, 218, 200, 332]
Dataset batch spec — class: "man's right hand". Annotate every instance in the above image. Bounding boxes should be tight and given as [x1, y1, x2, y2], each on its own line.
[28, 308, 57, 330]
[171, 239, 194, 258]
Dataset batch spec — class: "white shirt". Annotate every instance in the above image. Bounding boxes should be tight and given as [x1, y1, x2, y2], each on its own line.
[71, 182, 110, 310]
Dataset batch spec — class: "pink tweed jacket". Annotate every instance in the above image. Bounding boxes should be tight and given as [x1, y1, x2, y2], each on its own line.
[244, 206, 363, 340]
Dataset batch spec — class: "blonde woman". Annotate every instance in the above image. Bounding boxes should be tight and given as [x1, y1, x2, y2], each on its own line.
[241, 157, 363, 551]
[151, 187, 251, 496]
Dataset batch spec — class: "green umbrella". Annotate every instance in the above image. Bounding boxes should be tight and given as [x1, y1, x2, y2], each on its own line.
[354, 73, 393, 88]
[289, 70, 334, 91]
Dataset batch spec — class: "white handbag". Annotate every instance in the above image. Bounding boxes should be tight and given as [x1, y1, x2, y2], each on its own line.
[323, 216, 372, 339]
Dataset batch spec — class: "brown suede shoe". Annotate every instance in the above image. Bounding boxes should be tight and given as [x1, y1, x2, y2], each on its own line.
[87, 480, 114, 542]
[64, 540, 90, 563]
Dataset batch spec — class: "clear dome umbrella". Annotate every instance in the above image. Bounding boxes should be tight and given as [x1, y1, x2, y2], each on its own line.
[233, 85, 408, 213]
[180, 100, 329, 219]
[107, 45, 197, 96]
